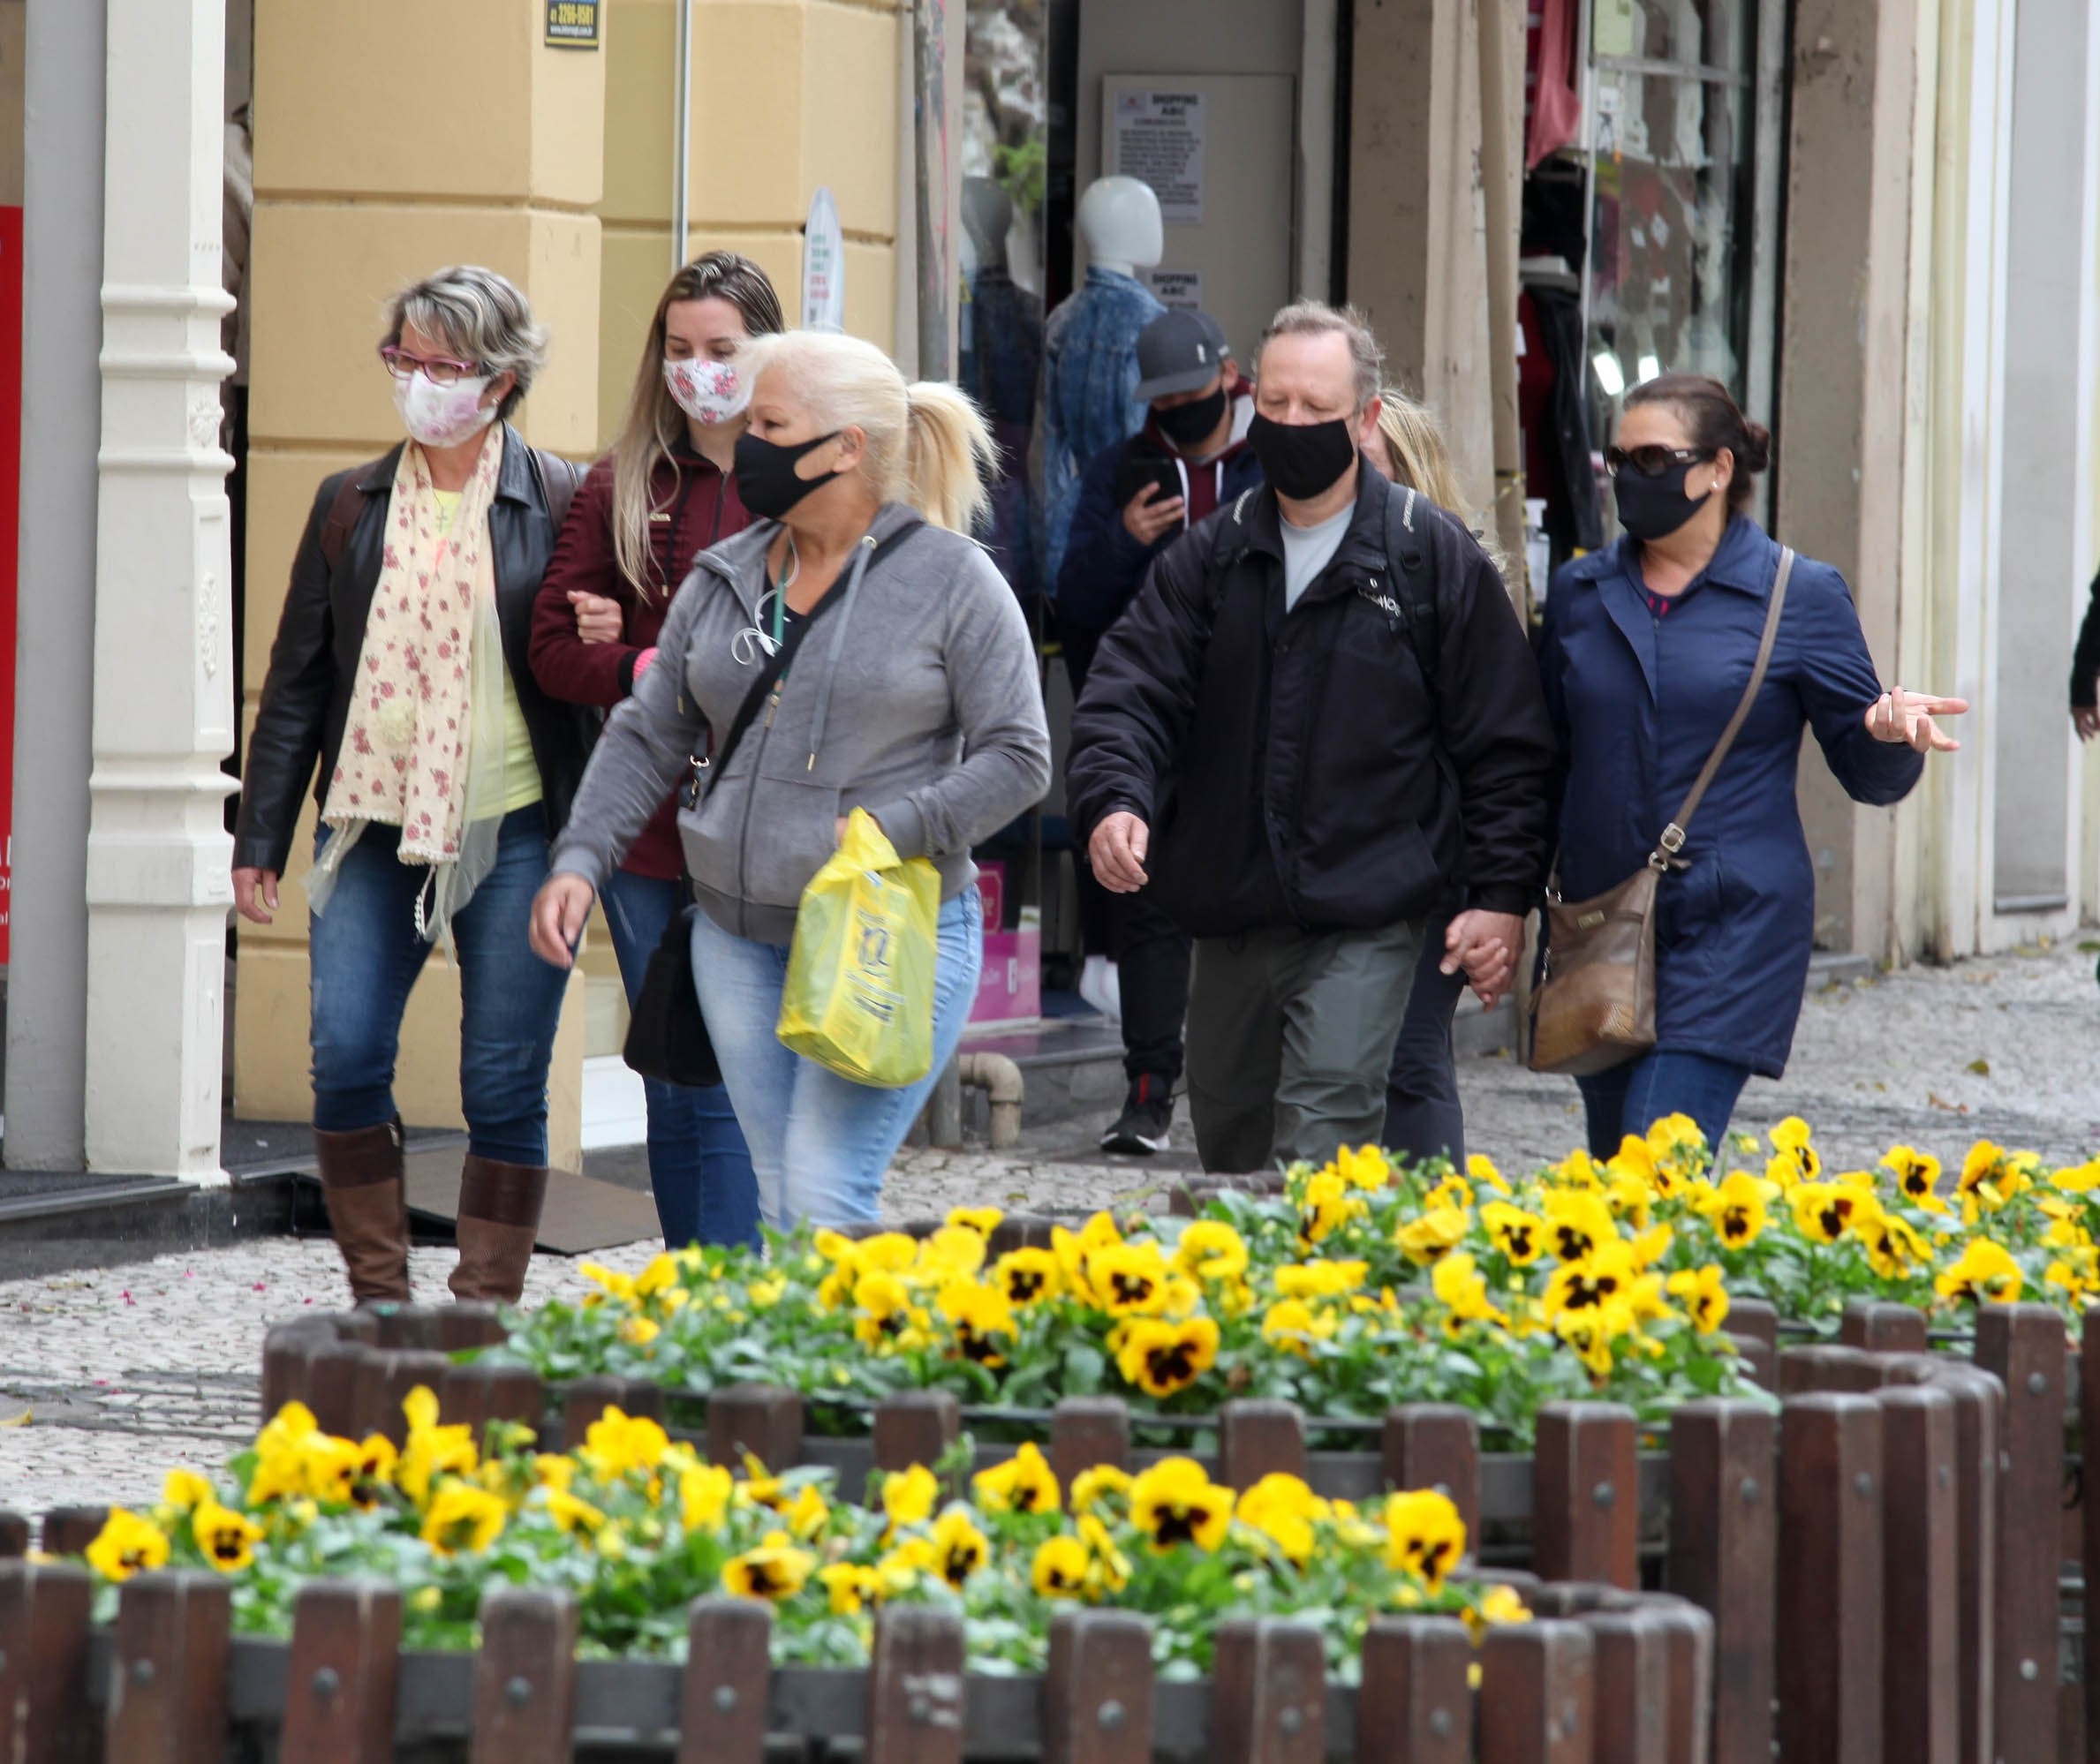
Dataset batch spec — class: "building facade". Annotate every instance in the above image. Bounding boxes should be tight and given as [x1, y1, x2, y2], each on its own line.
[4, 0, 2097, 1180]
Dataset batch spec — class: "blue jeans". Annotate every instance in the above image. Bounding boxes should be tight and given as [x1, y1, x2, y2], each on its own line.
[599, 869, 761, 1249]
[309, 810, 568, 1165]
[691, 887, 983, 1230]
[1575, 1051, 1752, 1161]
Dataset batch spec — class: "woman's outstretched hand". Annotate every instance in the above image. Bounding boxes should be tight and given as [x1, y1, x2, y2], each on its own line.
[529, 873, 596, 969]
[1865, 686, 1968, 754]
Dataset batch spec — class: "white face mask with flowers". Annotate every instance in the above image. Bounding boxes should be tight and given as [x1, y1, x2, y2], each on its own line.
[393, 369, 499, 449]
[663, 356, 750, 427]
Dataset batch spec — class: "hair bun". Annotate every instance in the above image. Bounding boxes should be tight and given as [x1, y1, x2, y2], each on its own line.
[1739, 420, 1773, 474]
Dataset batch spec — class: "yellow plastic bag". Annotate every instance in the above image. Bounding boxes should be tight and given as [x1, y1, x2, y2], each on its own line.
[777, 808, 941, 1087]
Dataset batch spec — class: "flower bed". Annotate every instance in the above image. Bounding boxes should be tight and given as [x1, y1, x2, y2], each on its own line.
[58, 1390, 1524, 1678]
[489, 1118, 2077, 1451]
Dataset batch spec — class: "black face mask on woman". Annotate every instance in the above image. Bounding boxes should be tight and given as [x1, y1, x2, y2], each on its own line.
[734, 429, 846, 521]
[1247, 412, 1358, 501]
[1612, 456, 1708, 541]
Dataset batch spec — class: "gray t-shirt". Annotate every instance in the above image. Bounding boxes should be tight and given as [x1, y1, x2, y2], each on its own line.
[1279, 505, 1353, 611]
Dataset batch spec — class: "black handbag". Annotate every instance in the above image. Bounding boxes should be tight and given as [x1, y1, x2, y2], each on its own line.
[620, 616, 819, 1088]
[620, 524, 922, 1087]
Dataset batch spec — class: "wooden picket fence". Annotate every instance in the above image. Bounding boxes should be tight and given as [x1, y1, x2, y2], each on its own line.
[0, 1553, 1714, 1764]
[238, 1286, 2100, 1764]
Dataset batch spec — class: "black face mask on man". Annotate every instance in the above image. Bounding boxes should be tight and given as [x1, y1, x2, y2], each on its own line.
[1247, 412, 1358, 501]
[1153, 386, 1228, 453]
[734, 429, 847, 521]
[1612, 457, 1708, 541]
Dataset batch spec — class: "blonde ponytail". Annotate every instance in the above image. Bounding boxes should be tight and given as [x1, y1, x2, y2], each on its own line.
[903, 381, 996, 534]
[739, 329, 997, 533]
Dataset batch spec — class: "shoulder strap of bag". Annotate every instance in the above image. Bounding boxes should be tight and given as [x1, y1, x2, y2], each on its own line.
[1650, 546, 1795, 870]
[319, 459, 389, 573]
[690, 520, 926, 804]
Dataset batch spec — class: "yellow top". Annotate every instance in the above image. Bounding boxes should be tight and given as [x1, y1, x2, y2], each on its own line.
[433, 487, 542, 814]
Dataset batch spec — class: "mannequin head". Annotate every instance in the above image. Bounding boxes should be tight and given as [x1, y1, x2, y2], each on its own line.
[1076, 176, 1164, 276]
[962, 177, 1014, 272]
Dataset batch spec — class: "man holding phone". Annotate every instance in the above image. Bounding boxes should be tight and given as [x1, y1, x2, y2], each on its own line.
[1057, 308, 1262, 1156]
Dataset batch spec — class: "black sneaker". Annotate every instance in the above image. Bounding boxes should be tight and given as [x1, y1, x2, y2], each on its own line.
[1101, 1077, 1174, 1155]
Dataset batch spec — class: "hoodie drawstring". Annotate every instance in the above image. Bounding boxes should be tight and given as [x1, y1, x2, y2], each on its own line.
[804, 533, 880, 772]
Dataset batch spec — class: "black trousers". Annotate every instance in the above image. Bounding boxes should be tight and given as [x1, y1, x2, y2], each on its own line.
[1065, 637, 1190, 1089]
[1384, 916, 1466, 1165]
[1073, 854, 1191, 1087]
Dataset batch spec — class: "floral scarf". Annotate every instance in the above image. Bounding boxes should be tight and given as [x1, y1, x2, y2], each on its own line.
[312, 431, 510, 945]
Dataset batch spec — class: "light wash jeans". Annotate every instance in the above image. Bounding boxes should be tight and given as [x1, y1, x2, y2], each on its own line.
[691, 887, 983, 1230]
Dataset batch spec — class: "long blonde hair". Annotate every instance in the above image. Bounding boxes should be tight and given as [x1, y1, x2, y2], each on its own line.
[1373, 388, 1507, 577]
[608, 253, 786, 597]
[740, 330, 996, 534]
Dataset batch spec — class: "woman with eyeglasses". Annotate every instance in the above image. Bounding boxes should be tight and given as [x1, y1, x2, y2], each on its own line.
[527, 252, 783, 1251]
[1537, 373, 1966, 1157]
[233, 265, 593, 1308]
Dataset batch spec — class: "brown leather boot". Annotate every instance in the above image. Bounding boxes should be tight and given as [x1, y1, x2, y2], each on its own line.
[314, 1119, 411, 1305]
[449, 1154, 548, 1305]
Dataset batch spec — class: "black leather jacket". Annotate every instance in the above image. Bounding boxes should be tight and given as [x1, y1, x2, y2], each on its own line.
[232, 428, 595, 875]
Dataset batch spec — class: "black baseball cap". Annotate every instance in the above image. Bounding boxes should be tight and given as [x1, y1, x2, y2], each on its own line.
[1135, 309, 1233, 402]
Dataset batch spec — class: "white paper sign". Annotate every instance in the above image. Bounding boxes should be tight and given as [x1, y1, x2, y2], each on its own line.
[802, 187, 845, 332]
[1145, 268, 1205, 311]
[1111, 89, 1205, 225]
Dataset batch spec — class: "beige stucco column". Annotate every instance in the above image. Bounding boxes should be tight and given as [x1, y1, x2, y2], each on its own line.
[1776, 0, 1920, 963]
[1345, 0, 1495, 521]
[235, 2, 607, 1169]
[595, 0, 904, 444]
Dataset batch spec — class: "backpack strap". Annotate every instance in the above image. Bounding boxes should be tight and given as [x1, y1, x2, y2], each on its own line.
[529, 446, 587, 534]
[1379, 482, 1440, 686]
[1201, 488, 1258, 628]
[319, 459, 389, 574]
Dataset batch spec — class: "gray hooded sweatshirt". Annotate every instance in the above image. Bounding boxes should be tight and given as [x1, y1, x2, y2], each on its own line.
[548, 503, 1052, 946]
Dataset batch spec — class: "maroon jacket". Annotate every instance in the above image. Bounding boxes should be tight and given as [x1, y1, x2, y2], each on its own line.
[530, 445, 752, 878]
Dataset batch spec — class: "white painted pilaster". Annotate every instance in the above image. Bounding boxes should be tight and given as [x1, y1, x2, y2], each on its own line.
[83, 0, 235, 1180]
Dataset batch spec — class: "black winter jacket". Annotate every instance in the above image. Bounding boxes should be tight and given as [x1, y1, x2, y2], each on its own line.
[1066, 468, 1556, 938]
[233, 428, 595, 876]
[2071, 567, 2100, 709]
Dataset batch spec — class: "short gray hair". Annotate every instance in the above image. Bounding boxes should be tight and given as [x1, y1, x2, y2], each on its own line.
[1258, 301, 1385, 409]
[384, 265, 548, 420]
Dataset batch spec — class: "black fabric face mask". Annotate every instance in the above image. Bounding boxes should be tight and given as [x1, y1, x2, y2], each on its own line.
[734, 429, 846, 521]
[1248, 412, 1358, 501]
[1612, 459, 1706, 541]
[1154, 386, 1228, 453]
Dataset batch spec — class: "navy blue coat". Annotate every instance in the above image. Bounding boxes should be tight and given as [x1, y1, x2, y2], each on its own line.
[1537, 516, 1922, 1077]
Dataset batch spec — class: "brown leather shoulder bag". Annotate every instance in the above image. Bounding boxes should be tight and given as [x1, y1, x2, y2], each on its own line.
[1528, 547, 1796, 1077]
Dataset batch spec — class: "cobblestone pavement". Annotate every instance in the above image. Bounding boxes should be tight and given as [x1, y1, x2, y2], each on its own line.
[4, 939, 2096, 1525]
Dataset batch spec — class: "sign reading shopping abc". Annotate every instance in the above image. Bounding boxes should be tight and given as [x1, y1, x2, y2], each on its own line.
[545, 0, 601, 49]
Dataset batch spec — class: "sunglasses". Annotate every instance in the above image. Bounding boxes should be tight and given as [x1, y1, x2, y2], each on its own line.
[378, 344, 483, 386]
[1606, 443, 1714, 478]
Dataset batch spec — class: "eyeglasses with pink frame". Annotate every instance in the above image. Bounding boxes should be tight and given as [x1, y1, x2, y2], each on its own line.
[377, 344, 482, 386]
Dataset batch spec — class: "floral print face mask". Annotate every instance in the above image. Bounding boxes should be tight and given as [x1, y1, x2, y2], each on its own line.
[393, 369, 497, 449]
[664, 356, 750, 428]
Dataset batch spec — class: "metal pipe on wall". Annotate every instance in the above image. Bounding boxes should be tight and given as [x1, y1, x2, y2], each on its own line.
[672, 0, 693, 270]
[912, 0, 951, 379]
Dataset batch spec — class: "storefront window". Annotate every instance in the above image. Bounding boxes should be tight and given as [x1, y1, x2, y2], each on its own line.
[1583, 0, 1761, 491]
